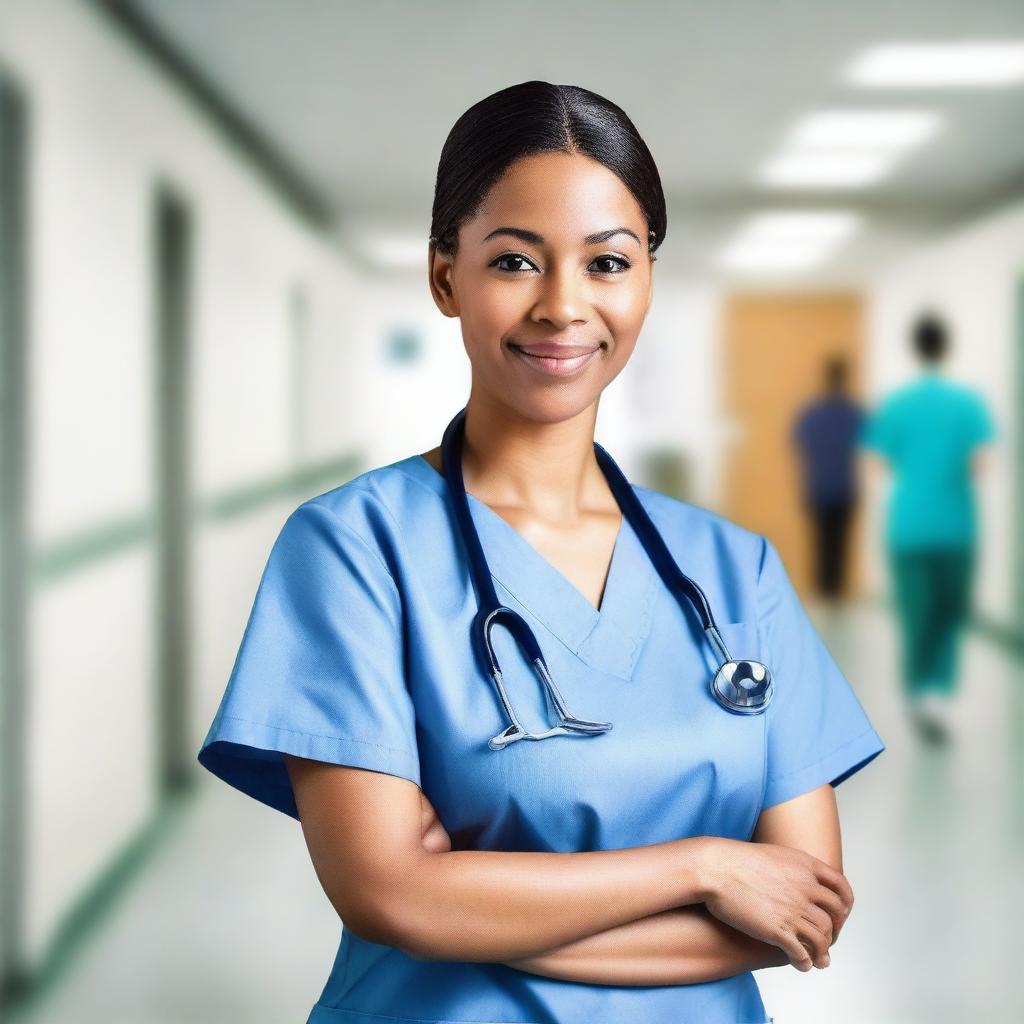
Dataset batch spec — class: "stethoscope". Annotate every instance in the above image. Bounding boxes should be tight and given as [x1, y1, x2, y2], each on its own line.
[441, 407, 773, 750]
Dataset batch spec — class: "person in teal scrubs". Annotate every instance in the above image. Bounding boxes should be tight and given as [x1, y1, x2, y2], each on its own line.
[198, 81, 885, 1024]
[861, 312, 995, 742]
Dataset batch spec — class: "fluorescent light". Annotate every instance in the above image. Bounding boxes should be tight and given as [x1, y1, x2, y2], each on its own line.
[787, 110, 942, 150]
[757, 151, 895, 188]
[845, 43, 1024, 87]
[741, 210, 862, 243]
[715, 239, 829, 272]
[715, 209, 862, 273]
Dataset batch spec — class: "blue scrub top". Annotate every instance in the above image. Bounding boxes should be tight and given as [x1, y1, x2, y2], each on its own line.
[198, 452, 886, 1024]
[860, 372, 996, 551]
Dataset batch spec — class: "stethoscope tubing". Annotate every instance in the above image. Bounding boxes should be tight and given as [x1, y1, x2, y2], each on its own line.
[439, 406, 772, 748]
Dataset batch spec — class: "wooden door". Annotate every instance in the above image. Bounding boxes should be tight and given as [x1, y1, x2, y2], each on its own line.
[721, 293, 864, 599]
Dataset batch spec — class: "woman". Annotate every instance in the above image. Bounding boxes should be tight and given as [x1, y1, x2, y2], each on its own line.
[198, 81, 885, 1024]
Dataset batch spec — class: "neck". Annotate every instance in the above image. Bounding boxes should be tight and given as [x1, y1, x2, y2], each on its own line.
[457, 391, 614, 519]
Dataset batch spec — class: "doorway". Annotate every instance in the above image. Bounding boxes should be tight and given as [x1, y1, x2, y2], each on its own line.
[721, 292, 865, 599]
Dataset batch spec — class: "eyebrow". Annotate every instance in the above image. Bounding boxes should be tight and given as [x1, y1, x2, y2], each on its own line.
[481, 226, 642, 246]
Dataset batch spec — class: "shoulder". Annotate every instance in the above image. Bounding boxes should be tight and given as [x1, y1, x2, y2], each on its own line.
[927, 378, 986, 415]
[281, 455, 435, 572]
[633, 483, 764, 555]
[632, 484, 769, 621]
[948, 380, 988, 409]
[879, 381, 916, 407]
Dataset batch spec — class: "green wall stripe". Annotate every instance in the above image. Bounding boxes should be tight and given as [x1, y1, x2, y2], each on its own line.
[30, 453, 364, 585]
[31, 512, 155, 584]
[198, 454, 362, 522]
[3, 792, 191, 1012]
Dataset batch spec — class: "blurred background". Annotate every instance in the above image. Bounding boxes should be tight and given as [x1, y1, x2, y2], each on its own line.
[1, 1, 1022, 1021]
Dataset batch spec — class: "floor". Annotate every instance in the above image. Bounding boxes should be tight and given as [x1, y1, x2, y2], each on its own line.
[8, 601, 1024, 1024]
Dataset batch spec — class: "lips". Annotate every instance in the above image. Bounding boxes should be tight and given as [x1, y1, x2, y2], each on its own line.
[509, 341, 600, 358]
[508, 340, 602, 377]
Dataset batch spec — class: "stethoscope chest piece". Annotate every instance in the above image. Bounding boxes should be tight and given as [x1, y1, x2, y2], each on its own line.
[711, 659, 774, 714]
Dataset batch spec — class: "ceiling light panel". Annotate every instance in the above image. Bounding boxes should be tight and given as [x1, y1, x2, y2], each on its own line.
[756, 151, 896, 188]
[845, 42, 1024, 87]
[715, 239, 830, 272]
[786, 110, 942, 150]
[740, 210, 862, 243]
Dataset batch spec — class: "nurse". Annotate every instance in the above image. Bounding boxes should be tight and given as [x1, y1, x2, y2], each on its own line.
[198, 80, 886, 1024]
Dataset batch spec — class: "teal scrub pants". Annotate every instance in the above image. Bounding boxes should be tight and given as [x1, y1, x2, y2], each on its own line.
[890, 546, 975, 699]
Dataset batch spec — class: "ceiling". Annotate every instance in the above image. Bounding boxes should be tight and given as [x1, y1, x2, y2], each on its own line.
[116, 0, 1024, 282]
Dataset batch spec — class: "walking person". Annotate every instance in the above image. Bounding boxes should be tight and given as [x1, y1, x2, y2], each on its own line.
[792, 357, 865, 602]
[861, 312, 995, 744]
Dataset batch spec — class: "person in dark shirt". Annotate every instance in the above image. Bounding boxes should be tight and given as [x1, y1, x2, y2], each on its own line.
[792, 357, 865, 601]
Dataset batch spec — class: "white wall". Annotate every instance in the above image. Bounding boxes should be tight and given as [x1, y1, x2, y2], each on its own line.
[866, 199, 1022, 627]
[1, 0, 360, 968]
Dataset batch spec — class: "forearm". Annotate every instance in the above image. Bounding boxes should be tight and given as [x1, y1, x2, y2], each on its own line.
[385, 837, 711, 963]
[502, 904, 788, 986]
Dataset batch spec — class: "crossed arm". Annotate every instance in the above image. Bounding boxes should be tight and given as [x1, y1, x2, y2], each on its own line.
[285, 755, 846, 987]
[419, 782, 844, 986]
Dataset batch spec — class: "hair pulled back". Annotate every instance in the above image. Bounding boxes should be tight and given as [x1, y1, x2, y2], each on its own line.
[429, 81, 667, 260]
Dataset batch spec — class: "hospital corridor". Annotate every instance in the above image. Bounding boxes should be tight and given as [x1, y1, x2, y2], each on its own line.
[2, 2, 1023, 1023]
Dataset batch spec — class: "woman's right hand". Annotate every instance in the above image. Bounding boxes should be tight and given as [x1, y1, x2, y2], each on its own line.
[696, 837, 854, 972]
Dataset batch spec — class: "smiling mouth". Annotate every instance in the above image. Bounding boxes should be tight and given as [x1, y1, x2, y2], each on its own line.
[508, 343, 602, 377]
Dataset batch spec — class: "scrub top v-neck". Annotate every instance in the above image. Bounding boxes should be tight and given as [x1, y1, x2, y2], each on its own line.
[198, 452, 886, 1024]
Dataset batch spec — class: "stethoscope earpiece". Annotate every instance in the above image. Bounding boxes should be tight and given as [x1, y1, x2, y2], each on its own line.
[441, 406, 774, 751]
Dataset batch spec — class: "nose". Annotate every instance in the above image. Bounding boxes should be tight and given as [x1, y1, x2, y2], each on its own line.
[529, 261, 591, 327]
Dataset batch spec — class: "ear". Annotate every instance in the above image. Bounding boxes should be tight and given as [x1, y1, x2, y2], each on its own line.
[428, 246, 459, 318]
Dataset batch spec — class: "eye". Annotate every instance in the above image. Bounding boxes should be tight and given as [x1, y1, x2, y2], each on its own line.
[490, 253, 538, 274]
[591, 254, 631, 274]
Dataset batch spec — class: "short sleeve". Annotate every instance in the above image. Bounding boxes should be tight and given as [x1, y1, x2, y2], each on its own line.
[756, 539, 885, 810]
[967, 394, 996, 447]
[197, 500, 421, 820]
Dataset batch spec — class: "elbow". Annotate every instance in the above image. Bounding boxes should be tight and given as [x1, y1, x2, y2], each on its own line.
[340, 903, 403, 950]
[335, 889, 425, 955]
[340, 859, 441, 961]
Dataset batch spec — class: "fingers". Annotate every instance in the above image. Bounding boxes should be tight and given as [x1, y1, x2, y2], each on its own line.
[811, 860, 855, 945]
[796, 912, 832, 968]
[814, 884, 851, 944]
[780, 930, 814, 972]
[815, 859, 855, 911]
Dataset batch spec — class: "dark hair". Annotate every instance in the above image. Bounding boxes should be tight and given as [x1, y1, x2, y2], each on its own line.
[825, 356, 848, 391]
[429, 81, 666, 260]
[912, 312, 949, 362]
